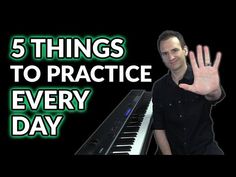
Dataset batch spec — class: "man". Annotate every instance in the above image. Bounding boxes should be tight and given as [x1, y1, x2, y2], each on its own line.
[152, 30, 225, 155]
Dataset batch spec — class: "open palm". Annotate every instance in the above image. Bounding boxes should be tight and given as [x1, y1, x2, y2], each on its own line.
[179, 45, 221, 95]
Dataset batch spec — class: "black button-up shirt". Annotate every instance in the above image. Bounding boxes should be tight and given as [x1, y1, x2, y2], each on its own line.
[152, 65, 225, 155]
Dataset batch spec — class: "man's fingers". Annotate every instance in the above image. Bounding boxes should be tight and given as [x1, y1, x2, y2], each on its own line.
[189, 51, 198, 72]
[213, 52, 222, 69]
[204, 46, 211, 66]
[197, 45, 204, 68]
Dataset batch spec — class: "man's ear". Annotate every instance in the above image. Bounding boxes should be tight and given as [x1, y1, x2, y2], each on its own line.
[183, 45, 188, 56]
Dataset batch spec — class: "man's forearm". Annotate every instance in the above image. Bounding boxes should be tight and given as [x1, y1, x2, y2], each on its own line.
[154, 130, 172, 155]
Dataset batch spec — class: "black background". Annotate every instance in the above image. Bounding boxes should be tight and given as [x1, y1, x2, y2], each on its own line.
[0, 3, 235, 170]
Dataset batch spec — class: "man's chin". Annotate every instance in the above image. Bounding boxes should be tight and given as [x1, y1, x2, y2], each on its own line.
[169, 63, 180, 71]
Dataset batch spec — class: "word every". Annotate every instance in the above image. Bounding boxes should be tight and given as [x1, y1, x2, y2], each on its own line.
[11, 89, 92, 110]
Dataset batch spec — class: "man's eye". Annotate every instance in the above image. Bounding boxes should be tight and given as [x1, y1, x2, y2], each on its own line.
[172, 49, 179, 52]
[162, 52, 167, 56]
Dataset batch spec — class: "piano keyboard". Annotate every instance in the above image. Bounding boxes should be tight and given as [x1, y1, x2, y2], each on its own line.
[75, 90, 153, 155]
[108, 95, 153, 155]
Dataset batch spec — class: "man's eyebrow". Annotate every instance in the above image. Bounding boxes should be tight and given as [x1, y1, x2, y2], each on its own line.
[161, 48, 179, 53]
[171, 48, 180, 51]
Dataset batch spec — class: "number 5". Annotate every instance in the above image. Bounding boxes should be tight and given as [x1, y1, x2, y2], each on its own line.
[10, 38, 26, 59]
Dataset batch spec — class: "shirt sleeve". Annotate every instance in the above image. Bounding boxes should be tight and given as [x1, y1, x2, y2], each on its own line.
[152, 84, 165, 130]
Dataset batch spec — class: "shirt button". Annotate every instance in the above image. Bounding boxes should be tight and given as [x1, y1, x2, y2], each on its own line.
[178, 100, 181, 104]
[169, 103, 172, 106]
[179, 114, 183, 118]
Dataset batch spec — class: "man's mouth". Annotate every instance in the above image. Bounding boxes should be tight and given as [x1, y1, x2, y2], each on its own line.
[170, 58, 177, 65]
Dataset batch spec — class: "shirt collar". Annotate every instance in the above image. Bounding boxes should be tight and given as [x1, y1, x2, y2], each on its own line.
[167, 63, 194, 85]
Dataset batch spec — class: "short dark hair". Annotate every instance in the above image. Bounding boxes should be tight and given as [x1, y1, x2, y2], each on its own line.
[157, 30, 186, 53]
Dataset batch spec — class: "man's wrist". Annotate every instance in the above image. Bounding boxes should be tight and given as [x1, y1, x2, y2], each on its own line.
[205, 86, 222, 101]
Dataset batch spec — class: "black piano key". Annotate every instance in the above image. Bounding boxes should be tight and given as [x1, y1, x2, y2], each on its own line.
[128, 118, 140, 123]
[130, 114, 145, 118]
[120, 132, 137, 137]
[126, 121, 141, 126]
[117, 137, 135, 142]
[113, 141, 133, 145]
[110, 152, 129, 155]
[110, 146, 132, 152]
[122, 126, 140, 132]
[129, 115, 144, 122]
[114, 138, 135, 145]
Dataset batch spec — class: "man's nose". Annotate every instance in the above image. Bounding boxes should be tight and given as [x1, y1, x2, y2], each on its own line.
[167, 53, 175, 61]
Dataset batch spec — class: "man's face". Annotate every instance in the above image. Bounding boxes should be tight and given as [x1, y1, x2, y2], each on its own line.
[159, 37, 187, 71]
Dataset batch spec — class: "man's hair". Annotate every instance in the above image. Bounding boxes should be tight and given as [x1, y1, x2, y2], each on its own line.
[157, 30, 186, 53]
